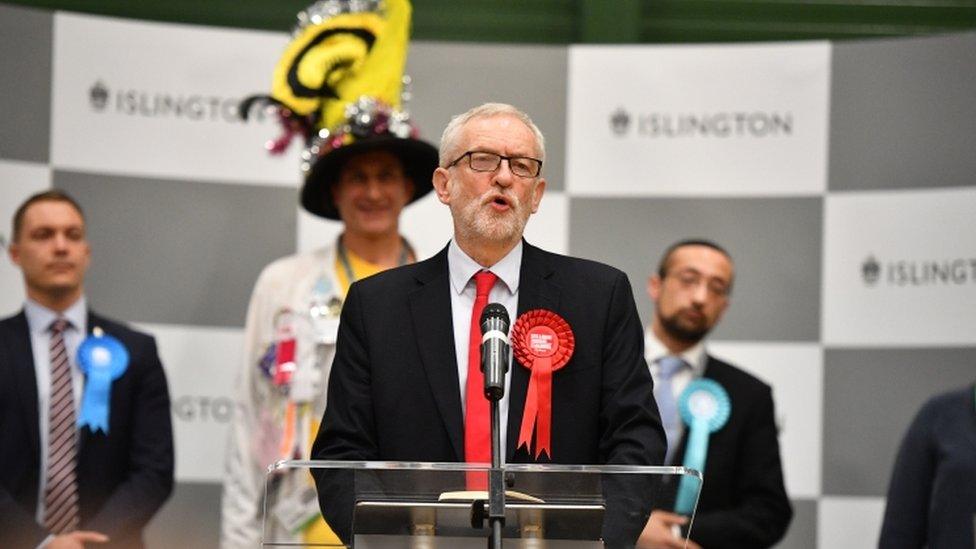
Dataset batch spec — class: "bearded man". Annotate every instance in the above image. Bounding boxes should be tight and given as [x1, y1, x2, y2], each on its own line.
[311, 102, 666, 546]
[638, 240, 792, 549]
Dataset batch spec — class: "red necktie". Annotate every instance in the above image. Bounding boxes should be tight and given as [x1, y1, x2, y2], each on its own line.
[45, 318, 80, 534]
[464, 270, 498, 488]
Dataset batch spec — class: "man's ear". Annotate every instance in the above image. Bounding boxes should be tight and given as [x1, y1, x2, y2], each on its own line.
[8, 241, 21, 267]
[529, 177, 546, 214]
[647, 274, 662, 302]
[432, 167, 452, 205]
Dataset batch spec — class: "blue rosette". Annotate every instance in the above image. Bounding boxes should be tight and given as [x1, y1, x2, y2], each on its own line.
[76, 327, 129, 434]
[674, 378, 731, 515]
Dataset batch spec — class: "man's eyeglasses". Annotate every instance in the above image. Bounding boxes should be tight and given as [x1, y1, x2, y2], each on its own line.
[447, 151, 543, 178]
[669, 270, 731, 298]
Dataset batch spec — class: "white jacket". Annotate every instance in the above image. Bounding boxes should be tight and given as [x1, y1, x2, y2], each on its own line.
[220, 246, 342, 548]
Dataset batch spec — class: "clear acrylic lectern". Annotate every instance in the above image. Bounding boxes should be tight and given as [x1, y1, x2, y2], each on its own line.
[262, 460, 702, 548]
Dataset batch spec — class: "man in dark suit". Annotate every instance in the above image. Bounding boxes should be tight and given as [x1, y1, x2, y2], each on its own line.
[639, 239, 792, 549]
[312, 103, 666, 544]
[0, 190, 174, 549]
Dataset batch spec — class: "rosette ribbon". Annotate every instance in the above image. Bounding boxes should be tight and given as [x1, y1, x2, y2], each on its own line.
[511, 309, 575, 459]
[76, 327, 129, 434]
[674, 378, 731, 515]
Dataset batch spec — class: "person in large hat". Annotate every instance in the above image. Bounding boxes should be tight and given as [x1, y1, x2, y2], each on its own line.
[220, 1, 436, 546]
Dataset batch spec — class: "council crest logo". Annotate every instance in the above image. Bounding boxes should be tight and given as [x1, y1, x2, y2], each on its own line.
[861, 255, 881, 286]
[89, 80, 109, 111]
[610, 108, 631, 136]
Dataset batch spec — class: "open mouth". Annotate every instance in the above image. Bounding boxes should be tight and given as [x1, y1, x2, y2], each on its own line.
[487, 194, 512, 210]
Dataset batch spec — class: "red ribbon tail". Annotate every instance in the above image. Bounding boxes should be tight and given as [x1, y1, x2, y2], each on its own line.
[518, 373, 538, 452]
[535, 357, 553, 460]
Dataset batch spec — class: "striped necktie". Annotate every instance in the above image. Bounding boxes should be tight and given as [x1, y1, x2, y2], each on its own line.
[44, 317, 80, 534]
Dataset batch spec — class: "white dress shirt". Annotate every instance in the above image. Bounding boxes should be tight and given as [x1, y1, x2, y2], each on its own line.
[23, 296, 87, 523]
[447, 239, 522, 460]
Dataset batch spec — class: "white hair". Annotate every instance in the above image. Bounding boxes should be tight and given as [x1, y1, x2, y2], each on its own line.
[438, 102, 546, 169]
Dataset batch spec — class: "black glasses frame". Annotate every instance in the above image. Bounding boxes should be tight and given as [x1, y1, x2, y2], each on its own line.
[447, 150, 543, 178]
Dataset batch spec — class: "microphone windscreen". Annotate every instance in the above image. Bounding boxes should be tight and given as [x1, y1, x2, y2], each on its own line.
[480, 303, 510, 332]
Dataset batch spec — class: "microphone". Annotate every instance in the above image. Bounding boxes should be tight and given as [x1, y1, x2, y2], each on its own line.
[480, 303, 510, 401]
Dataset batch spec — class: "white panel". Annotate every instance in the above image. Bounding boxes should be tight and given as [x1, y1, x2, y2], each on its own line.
[823, 188, 976, 346]
[818, 497, 885, 549]
[707, 341, 823, 499]
[136, 322, 242, 483]
[0, 161, 52, 317]
[51, 13, 299, 186]
[522, 190, 568, 256]
[400, 191, 454, 259]
[567, 42, 830, 197]
[296, 208, 344, 256]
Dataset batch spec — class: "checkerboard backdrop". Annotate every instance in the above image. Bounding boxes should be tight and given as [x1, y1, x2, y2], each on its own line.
[2, 4, 974, 547]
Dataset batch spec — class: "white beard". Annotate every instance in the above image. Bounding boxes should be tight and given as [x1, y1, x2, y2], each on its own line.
[450, 185, 531, 246]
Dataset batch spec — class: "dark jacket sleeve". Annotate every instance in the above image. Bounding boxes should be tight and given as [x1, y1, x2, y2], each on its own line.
[0, 321, 49, 547]
[598, 271, 667, 548]
[598, 270, 667, 467]
[688, 383, 793, 548]
[0, 490, 48, 547]
[311, 282, 378, 543]
[877, 397, 937, 548]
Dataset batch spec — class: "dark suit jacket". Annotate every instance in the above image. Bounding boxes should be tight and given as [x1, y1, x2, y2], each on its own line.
[671, 355, 792, 548]
[312, 242, 666, 542]
[0, 309, 174, 549]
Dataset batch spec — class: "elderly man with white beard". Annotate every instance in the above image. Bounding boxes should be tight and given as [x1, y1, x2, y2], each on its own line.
[311, 103, 667, 546]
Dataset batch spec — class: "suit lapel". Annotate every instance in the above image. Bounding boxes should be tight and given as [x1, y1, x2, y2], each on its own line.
[407, 247, 465, 461]
[2, 312, 42, 467]
[506, 242, 560, 461]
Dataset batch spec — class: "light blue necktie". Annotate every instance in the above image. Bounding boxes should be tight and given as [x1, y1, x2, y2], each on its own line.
[655, 355, 687, 464]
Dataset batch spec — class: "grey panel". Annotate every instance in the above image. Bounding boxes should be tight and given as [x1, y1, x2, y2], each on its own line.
[829, 32, 976, 191]
[56, 172, 296, 327]
[0, 4, 52, 163]
[145, 482, 221, 549]
[407, 42, 568, 191]
[822, 347, 976, 497]
[774, 498, 817, 549]
[569, 196, 822, 341]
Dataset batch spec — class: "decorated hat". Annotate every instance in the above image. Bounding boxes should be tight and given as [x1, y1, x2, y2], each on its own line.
[244, 0, 438, 220]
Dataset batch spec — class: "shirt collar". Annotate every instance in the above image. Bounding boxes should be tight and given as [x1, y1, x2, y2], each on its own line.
[448, 239, 522, 296]
[24, 296, 88, 336]
[644, 325, 707, 376]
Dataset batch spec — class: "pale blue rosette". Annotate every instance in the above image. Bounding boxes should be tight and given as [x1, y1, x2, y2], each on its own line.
[76, 327, 129, 434]
[674, 378, 731, 515]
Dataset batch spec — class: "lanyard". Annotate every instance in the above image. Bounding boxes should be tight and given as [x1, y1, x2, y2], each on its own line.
[335, 234, 413, 285]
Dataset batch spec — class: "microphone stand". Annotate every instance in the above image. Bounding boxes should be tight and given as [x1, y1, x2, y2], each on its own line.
[477, 303, 509, 549]
[488, 385, 505, 549]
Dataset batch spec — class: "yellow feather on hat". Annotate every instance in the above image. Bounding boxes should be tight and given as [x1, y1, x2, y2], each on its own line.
[242, 0, 438, 220]
[269, 0, 412, 132]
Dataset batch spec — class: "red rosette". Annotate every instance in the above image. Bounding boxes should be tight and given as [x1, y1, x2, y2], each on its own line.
[511, 309, 575, 459]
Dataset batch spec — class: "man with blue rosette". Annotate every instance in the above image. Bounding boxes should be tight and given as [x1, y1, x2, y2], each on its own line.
[0, 190, 174, 549]
[639, 240, 792, 549]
